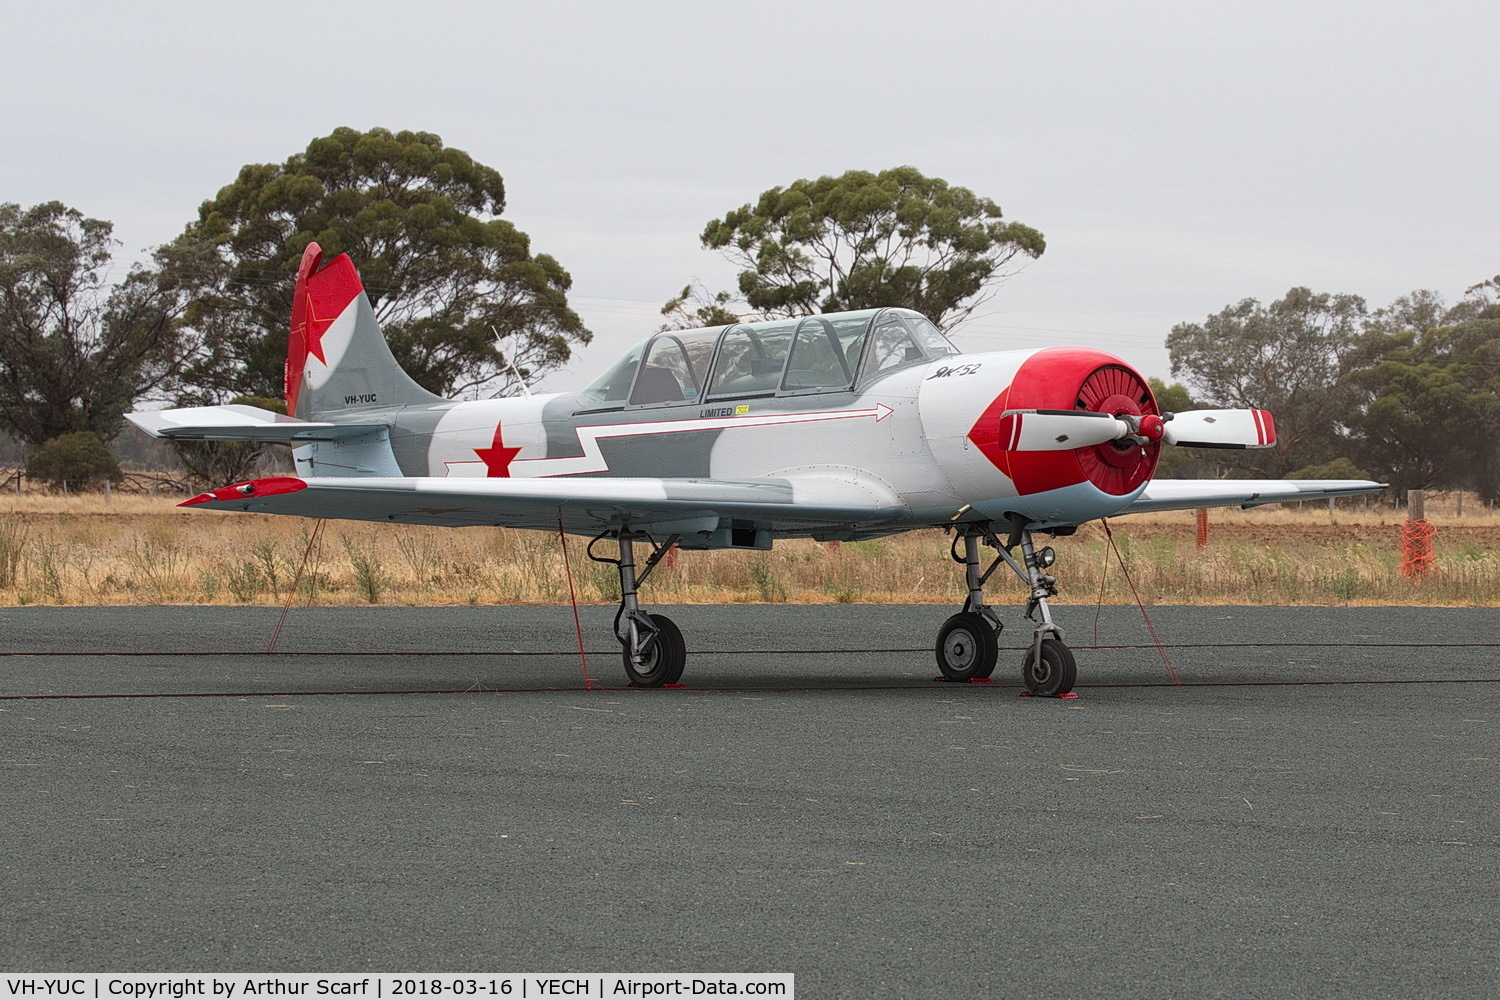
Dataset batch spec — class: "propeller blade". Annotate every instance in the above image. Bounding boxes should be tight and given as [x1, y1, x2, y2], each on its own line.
[1162, 409, 1276, 449]
[996, 409, 1135, 450]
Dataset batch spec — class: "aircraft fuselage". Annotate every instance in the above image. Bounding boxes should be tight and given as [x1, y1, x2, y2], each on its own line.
[292, 345, 1159, 533]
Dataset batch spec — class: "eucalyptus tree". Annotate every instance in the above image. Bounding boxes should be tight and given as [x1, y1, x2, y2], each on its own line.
[0, 201, 190, 449]
[697, 166, 1044, 329]
[1166, 287, 1371, 475]
[167, 126, 590, 403]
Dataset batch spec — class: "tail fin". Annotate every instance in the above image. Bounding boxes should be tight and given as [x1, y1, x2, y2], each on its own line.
[286, 243, 444, 420]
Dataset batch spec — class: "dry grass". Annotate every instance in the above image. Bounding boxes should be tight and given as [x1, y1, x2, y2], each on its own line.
[2, 490, 1498, 607]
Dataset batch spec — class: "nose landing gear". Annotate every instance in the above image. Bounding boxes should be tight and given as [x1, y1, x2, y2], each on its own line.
[939, 521, 1077, 696]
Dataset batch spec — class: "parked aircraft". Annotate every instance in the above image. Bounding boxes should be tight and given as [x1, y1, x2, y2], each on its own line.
[129, 245, 1385, 693]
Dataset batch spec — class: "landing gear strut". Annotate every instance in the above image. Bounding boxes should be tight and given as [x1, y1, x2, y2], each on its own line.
[939, 521, 1077, 696]
[935, 530, 1006, 681]
[588, 530, 685, 687]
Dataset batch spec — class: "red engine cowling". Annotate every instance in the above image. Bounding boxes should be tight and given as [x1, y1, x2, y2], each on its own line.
[966, 347, 1161, 497]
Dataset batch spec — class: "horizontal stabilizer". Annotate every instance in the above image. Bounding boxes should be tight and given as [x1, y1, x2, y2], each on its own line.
[1163, 409, 1276, 449]
[126, 404, 385, 443]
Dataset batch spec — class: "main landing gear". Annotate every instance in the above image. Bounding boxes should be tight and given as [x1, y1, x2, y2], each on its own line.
[936, 521, 1077, 696]
[589, 520, 1076, 694]
[589, 530, 686, 687]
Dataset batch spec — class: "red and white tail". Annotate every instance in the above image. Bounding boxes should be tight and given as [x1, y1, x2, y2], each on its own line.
[285, 243, 441, 420]
[127, 245, 440, 451]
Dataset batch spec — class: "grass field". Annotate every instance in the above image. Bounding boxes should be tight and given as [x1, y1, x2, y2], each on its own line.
[1, 489, 1495, 607]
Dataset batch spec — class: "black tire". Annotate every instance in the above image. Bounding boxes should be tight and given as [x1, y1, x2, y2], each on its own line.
[622, 613, 686, 687]
[935, 612, 999, 681]
[1021, 637, 1076, 696]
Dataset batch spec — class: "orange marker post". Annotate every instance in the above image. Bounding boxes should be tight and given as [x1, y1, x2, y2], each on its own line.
[1400, 489, 1435, 580]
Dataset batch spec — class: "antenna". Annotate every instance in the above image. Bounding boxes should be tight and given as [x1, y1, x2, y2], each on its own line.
[491, 325, 533, 398]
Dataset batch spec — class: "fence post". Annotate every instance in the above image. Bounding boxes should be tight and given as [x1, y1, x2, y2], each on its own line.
[1401, 489, 1434, 579]
[1194, 508, 1209, 548]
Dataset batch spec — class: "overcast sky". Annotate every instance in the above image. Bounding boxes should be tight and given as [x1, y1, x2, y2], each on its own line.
[4, 0, 1496, 391]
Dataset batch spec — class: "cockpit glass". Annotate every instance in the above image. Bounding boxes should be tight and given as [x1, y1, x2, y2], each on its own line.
[630, 329, 720, 406]
[902, 314, 958, 357]
[859, 311, 957, 381]
[581, 340, 646, 405]
[706, 321, 796, 397]
[862, 315, 925, 379]
[827, 312, 877, 377]
[578, 308, 954, 409]
[783, 316, 855, 391]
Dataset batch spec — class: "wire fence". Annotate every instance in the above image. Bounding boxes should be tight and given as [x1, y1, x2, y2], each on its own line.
[0, 468, 196, 497]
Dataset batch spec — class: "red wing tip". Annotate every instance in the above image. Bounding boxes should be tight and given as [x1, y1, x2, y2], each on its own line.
[179, 476, 309, 507]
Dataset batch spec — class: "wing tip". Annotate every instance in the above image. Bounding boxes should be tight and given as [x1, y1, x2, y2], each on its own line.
[178, 476, 309, 508]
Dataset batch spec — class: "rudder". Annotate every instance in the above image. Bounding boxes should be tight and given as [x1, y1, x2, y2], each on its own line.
[286, 243, 443, 420]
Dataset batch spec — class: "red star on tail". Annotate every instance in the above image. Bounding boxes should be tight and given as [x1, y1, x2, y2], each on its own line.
[299, 291, 333, 366]
[474, 421, 523, 477]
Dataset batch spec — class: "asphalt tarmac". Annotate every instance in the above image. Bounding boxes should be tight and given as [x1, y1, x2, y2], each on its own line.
[2, 605, 1497, 999]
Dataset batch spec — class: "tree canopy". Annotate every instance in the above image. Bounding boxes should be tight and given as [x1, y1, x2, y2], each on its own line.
[1345, 286, 1500, 496]
[1346, 330, 1491, 492]
[0, 201, 190, 447]
[166, 126, 590, 403]
[1166, 287, 1373, 475]
[697, 166, 1044, 329]
[1167, 278, 1500, 499]
[25, 430, 123, 488]
[658, 282, 740, 331]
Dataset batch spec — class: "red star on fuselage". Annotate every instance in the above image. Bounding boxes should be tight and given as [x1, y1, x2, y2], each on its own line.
[474, 421, 523, 477]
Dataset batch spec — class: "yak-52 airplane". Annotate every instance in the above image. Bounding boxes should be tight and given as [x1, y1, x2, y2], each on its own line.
[129, 244, 1384, 694]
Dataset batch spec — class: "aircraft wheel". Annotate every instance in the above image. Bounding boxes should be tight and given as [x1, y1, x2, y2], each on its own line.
[935, 612, 999, 681]
[622, 613, 686, 687]
[1022, 637, 1077, 697]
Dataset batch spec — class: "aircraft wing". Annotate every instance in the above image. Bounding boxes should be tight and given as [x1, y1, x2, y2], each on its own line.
[1123, 479, 1387, 515]
[181, 474, 913, 539]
